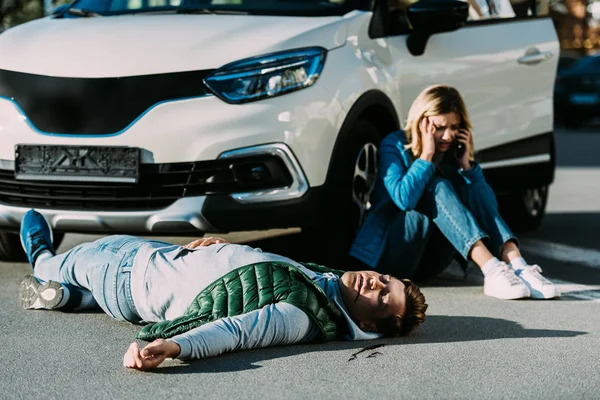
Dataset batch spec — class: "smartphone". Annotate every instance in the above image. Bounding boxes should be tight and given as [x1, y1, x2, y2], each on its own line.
[452, 120, 467, 159]
[452, 140, 466, 159]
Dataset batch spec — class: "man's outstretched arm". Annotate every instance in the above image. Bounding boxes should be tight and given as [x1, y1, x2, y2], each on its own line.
[123, 303, 319, 370]
[123, 340, 180, 371]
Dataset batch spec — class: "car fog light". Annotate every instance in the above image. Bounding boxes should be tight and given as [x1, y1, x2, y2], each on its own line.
[232, 162, 271, 184]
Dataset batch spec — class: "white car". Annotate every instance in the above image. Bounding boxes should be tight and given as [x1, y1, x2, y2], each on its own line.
[0, 0, 557, 262]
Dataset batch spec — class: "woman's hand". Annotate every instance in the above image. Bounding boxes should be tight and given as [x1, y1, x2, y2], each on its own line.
[419, 116, 436, 161]
[455, 128, 472, 170]
[123, 340, 181, 371]
[184, 237, 229, 249]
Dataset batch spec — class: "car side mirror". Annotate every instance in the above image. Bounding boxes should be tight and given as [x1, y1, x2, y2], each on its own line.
[51, 4, 70, 16]
[406, 0, 469, 56]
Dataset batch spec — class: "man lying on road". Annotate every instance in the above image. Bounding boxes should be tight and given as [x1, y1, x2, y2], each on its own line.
[18, 210, 428, 371]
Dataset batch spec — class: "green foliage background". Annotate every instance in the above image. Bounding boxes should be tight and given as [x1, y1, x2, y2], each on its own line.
[0, 0, 70, 30]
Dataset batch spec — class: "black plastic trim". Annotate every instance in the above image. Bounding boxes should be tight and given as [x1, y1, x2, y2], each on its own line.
[0, 68, 213, 135]
[202, 185, 328, 231]
[475, 132, 554, 163]
[477, 132, 556, 192]
[482, 161, 554, 193]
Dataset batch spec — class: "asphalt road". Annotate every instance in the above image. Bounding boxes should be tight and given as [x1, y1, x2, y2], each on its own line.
[2, 126, 600, 400]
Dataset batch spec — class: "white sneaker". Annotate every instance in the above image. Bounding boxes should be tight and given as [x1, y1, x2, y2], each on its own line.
[483, 262, 531, 300]
[513, 264, 558, 299]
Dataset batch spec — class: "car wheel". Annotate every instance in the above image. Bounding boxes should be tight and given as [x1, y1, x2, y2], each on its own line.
[0, 231, 64, 262]
[499, 185, 549, 232]
[302, 120, 381, 268]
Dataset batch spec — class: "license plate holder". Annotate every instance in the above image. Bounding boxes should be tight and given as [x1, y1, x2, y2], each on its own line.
[14, 145, 140, 183]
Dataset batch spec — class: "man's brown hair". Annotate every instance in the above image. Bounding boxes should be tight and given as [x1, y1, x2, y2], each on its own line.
[376, 278, 428, 337]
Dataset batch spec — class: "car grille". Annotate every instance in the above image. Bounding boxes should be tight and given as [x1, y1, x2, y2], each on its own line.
[0, 68, 214, 135]
[0, 156, 292, 211]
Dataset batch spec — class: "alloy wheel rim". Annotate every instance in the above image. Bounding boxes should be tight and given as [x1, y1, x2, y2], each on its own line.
[524, 186, 547, 217]
[352, 142, 378, 230]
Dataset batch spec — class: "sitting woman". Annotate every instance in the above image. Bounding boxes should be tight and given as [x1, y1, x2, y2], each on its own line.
[350, 84, 557, 300]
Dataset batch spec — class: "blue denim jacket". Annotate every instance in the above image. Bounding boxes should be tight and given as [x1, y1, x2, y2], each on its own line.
[349, 130, 487, 268]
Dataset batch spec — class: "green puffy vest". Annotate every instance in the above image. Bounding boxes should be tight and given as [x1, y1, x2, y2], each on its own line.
[136, 261, 349, 342]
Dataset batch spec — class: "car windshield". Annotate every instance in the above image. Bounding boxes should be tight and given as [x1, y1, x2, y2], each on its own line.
[67, 0, 359, 17]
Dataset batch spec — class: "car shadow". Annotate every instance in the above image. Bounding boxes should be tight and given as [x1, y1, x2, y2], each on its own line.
[146, 315, 586, 375]
[555, 123, 600, 167]
[558, 289, 600, 300]
[517, 212, 600, 286]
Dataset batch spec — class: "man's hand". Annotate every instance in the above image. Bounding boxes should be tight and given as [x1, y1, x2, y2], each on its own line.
[123, 339, 181, 371]
[184, 237, 229, 249]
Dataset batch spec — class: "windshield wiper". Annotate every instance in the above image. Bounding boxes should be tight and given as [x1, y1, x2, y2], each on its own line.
[66, 8, 103, 18]
[177, 7, 216, 14]
[176, 7, 248, 15]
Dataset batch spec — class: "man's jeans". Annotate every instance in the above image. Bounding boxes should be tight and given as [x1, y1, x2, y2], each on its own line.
[34, 235, 161, 323]
[377, 176, 517, 280]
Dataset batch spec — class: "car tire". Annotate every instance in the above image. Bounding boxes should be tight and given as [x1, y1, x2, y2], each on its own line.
[302, 120, 382, 269]
[498, 185, 549, 232]
[0, 231, 64, 262]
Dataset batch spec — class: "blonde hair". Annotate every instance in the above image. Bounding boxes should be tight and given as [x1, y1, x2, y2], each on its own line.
[404, 84, 474, 160]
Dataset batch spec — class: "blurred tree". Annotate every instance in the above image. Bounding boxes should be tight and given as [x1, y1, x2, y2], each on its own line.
[1, 0, 44, 30]
[550, 0, 598, 55]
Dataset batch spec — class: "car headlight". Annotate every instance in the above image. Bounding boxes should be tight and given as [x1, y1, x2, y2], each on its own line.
[204, 47, 327, 104]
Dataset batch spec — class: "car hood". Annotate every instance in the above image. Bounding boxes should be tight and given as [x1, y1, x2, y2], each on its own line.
[0, 14, 347, 77]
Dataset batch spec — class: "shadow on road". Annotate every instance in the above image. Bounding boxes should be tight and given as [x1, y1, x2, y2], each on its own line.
[146, 315, 586, 375]
[518, 211, 600, 285]
[523, 212, 600, 248]
[145, 340, 390, 375]
[561, 289, 600, 300]
[413, 315, 586, 344]
[555, 124, 600, 167]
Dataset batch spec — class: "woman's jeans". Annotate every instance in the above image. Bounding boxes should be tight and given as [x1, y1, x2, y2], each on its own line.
[377, 176, 517, 280]
[33, 235, 161, 323]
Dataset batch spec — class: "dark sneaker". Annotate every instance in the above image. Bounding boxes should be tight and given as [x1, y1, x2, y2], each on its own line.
[19, 274, 64, 310]
[20, 209, 55, 267]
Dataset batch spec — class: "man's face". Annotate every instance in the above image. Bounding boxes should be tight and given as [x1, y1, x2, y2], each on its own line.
[339, 271, 407, 332]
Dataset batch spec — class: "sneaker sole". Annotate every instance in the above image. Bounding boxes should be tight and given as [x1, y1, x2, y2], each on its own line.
[483, 285, 530, 300]
[19, 275, 63, 310]
[529, 287, 558, 299]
